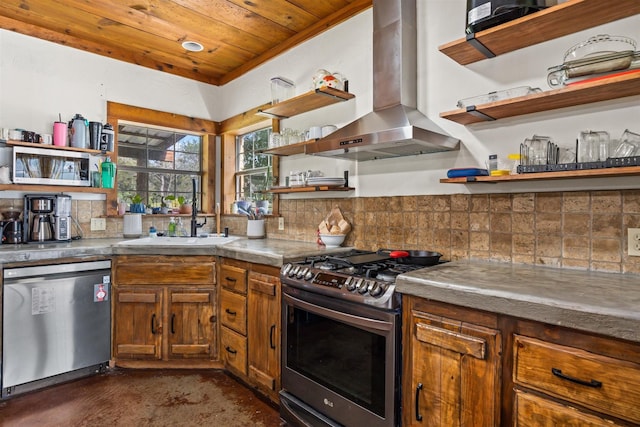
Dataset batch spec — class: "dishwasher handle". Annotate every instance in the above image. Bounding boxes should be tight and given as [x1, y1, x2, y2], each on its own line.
[4, 260, 111, 280]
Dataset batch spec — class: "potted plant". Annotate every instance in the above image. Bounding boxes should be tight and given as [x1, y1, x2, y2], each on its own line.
[177, 196, 192, 215]
[164, 195, 192, 214]
[129, 194, 145, 213]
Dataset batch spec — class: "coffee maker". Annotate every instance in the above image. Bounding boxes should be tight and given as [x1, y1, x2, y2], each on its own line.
[53, 194, 72, 241]
[0, 208, 23, 244]
[23, 194, 72, 243]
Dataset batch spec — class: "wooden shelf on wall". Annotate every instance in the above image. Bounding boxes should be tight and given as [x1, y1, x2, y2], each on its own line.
[260, 140, 316, 156]
[438, 0, 640, 66]
[440, 166, 640, 184]
[265, 186, 354, 194]
[256, 87, 355, 119]
[439, 72, 640, 125]
[5, 139, 113, 155]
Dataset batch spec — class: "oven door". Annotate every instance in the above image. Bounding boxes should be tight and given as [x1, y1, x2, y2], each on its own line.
[281, 284, 400, 427]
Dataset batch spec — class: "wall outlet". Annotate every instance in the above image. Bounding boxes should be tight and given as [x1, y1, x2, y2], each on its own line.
[91, 218, 106, 231]
[628, 228, 640, 256]
[278, 217, 285, 231]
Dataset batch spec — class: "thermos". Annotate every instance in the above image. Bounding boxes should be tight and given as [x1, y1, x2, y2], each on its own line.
[69, 114, 89, 149]
[101, 123, 114, 152]
[101, 157, 116, 189]
[89, 121, 102, 150]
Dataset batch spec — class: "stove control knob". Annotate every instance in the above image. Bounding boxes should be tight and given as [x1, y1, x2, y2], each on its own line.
[281, 263, 292, 277]
[289, 265, 301, 278]
[369, 281, 387, 297]
[304, 269, 315, 281]
[357, 280, 371, 294]
[348, 278, 361, 292]
[296, 267, 308, 279]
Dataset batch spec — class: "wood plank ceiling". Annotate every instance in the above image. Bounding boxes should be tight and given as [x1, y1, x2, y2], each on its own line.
[0, 0, 372, 86]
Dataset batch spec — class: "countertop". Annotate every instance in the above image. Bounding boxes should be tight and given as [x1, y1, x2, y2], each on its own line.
[396, 260, 640, 342]
[0, 237, 349, 267]
[3, 240, 640, 342]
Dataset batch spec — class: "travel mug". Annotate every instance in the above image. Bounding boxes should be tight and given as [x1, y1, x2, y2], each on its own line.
[53, 122, 67, 146]
[89, 122, 102, 150]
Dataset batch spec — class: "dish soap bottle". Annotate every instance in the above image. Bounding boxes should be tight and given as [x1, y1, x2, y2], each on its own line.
[168, 217, 176, 237]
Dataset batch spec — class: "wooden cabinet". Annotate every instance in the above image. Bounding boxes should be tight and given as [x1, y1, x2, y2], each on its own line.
[513, 334, 640, 425]
[218, 259, 281, 403]
[403, 294, 640, 426]
[402, 296, 502, 427]
[247, 269, 281, 402]
[219, 260, 249, 376]
[112, 255, 217, 367]
[113, 287, 164, 359]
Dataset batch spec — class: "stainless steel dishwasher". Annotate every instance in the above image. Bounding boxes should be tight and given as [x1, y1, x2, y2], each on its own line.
[2, 260, 111, 398]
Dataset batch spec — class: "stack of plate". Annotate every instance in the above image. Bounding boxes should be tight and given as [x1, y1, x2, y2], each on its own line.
[306, 176, 346, 187]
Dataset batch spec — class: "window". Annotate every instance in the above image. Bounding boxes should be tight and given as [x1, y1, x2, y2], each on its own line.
[235, 128, 273, 214]
[117, 123, 203, 210]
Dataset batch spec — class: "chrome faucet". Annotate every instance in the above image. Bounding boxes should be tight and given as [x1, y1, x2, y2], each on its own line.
[190, 178, 206, 237]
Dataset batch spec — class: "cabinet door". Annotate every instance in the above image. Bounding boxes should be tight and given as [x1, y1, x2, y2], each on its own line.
[113, 287, 163, 360]
[247, 271, 281, 399]
[167, 288, 216, 360]
[407, 312, 501, 427]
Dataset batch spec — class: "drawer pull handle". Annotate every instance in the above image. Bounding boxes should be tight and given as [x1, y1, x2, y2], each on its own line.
[551, 368, 602, 388]
[415, 383, 423, 422]
[225, 277, 237, 282]
[171, 314, 175, 334]
[225, 346, 237, 355]
[269, 324, 276, 349]
[225, 308, 237, 316]
[151, 314, 157, 334]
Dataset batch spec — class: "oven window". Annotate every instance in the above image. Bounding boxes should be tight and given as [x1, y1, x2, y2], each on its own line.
[286, 306, 386, 417]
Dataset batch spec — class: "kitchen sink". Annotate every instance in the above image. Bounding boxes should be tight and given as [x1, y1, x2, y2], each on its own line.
[117, 235, 241, 246]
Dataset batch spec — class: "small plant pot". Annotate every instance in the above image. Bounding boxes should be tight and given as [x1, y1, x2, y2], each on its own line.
[179, 204, 192, 215]
[130, 203, 145, 214]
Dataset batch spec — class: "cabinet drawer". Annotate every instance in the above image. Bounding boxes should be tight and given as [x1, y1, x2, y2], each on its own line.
[219, 265, 247, 294]
[115, 256, 215, 285]
[515, 390, 623, 427]
[221, 327, 247, 375]
[220, 288, 247, 335]
[514, 335, 640, 423]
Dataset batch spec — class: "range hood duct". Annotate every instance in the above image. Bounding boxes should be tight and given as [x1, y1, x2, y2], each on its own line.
[306, 0, 459, 161]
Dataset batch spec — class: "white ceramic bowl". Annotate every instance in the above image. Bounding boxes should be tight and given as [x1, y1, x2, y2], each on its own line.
[320, 234, 346, 247]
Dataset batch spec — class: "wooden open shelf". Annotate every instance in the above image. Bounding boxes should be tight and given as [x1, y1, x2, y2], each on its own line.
[438, 0, 640, 66]
[265, 186, 354, 194]
[257, 87, 355, 119]
[440, 166, 640, 184]
[440, 72, 640, 125]
[0, 183, 111, 193]
[260, 140, 316, 156]
[5, 139, 113, 155]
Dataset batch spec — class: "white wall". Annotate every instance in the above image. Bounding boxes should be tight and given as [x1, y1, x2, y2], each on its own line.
[1, 1, 639, 200]
[0, 30, 220, 135]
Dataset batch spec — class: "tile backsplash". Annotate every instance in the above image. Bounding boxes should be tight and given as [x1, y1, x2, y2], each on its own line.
[3, 189, 640, 274]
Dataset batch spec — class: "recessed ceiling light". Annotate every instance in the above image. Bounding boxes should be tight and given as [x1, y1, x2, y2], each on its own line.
[182, 41, 203, 52]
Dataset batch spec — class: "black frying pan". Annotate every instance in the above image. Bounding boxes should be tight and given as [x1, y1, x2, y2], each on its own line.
[378, 249, 443, 266]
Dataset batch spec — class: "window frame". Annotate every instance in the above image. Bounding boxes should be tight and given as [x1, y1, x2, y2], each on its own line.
[235, 127, 273, 206]
[106, 101, 217, 216]
[116, 123, 204, 209]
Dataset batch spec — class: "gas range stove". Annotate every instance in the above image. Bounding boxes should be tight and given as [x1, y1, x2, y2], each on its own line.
[280, 249, 442, 310]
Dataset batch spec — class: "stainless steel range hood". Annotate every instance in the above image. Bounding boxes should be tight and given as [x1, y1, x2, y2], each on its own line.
[306, 0, 459, 161]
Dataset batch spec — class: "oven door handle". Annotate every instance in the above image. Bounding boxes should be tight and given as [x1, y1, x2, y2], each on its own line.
[283, 293, 393, 332]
